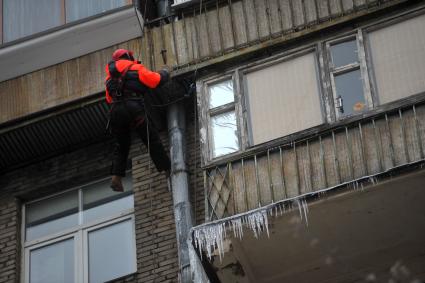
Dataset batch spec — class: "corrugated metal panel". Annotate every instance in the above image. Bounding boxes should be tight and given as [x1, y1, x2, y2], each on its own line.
[0, 100, 109, 173]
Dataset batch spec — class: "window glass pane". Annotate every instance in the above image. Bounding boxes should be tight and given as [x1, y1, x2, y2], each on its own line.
[88, 220, 136, 283]
[83, 176, 133, 224]
[26, 191, 79, 241]
[211, 112, 239, 157]
[209, 80, 235, 109]
[245, 52, 323, 145]
[3, 0, 62, 42]
[368, 14, 425, 104]
[66, 0, 129, 23]
[330, 39, 358, 68]
[334, 69, 366, 116]
[30, 238, 74, 283]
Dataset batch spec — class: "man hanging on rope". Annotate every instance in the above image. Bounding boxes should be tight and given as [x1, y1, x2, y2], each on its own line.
[105, 48, 171, 192]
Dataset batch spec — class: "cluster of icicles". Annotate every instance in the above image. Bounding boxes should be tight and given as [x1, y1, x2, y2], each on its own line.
[192, 173, 390, 261]
[193, 198, 309, 260]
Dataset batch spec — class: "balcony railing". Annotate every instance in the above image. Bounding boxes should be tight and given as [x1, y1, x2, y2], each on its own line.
[204, 98, 425, 220]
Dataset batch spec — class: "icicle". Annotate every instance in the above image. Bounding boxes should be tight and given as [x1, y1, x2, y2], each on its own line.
[296, 199, 303, 221]
[302, 199, 309, 227]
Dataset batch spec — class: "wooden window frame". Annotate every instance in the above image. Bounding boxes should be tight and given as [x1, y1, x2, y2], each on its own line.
[324, 30, 373, 120]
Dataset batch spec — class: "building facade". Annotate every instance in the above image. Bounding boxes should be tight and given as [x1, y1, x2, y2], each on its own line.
[0, 0, 424, 282]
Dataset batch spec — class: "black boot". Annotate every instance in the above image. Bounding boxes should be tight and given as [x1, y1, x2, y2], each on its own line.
[111, 175, 124, 192]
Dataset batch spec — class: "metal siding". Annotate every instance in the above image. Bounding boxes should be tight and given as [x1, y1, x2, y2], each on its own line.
[0, 101, 109, 173]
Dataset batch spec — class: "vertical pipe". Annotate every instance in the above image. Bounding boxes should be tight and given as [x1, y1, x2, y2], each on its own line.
[168, 102, 193, 283]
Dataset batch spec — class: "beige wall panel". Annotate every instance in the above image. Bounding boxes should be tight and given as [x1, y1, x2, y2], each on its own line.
[341, 0, 354, 12]
[402, 109, 422, 163]
[218, 6, 236, 50]
[296, 143, 312, 194]
[375, 119, 396, 171]
[362, 122, 381, 175]
[151, 26, 163, 70]
[292, 0, 306, 27]
[308, 139, 327, 191]
[279, 0, 294, 31]
[415, 105, 425, 158]
[368, 14, 425, 105]
[268, 149, 286, 200]
[139, 31, 152, 69]
[232, 162, 249, 213]
[387, 113, 409, 166]
[304, 0, 318, 24]
[347, 127, 367, 178]
[173, 20, 189, 65]
[162, 24, 178, 67]
[184, 16, 199, 62]
[322, 134, 339, 187]
[254, 0, 271, 39]
[282, 147, 300, 197]
[231, 0, 249, 46]
[256, 155, 273, 204]
[206, 9, 222, 55]
[334, 130, 353, 183]
[197, 14, 211, 58]
[329, 0, 342, 16]
[268, 0, 283, 35]
[243, 0, 260, 42]
[245, 52, 323, 145]
[243, 159, 260, 210]
[317, 0, 330, 19]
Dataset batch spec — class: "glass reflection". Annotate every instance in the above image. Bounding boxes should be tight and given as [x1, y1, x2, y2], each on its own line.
[30, 238, 74, 283]
[330, 39, 358, 68]
[209, 80, 234, 109]
[334, 69, 366, 116]
[82, 177, 133, 224]
[26, 190, 79, 241]
[211, 111, 239, 157]
[88, 220, 135, 283]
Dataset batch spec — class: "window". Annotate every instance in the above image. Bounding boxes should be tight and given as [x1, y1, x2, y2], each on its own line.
[367, 13, 425, 104]
[206, 79, 240, 158]
[1, 0, 131, 43]
[23, 175, 136, 283]
[243, 51, 323, 145]
[326, 32, 372, 118]
[199, 13, 425, 162]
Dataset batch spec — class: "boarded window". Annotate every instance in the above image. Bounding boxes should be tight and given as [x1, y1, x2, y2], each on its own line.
[244, 52, 323, 145]
[368, 14, 425, 104]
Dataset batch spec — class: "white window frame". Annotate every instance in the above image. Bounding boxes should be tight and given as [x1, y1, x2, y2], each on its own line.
[200, 72, 245, 161]
[21, 176, 137, 283]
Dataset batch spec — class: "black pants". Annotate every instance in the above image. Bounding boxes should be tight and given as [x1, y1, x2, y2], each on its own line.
[110, 99, 170, 176]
